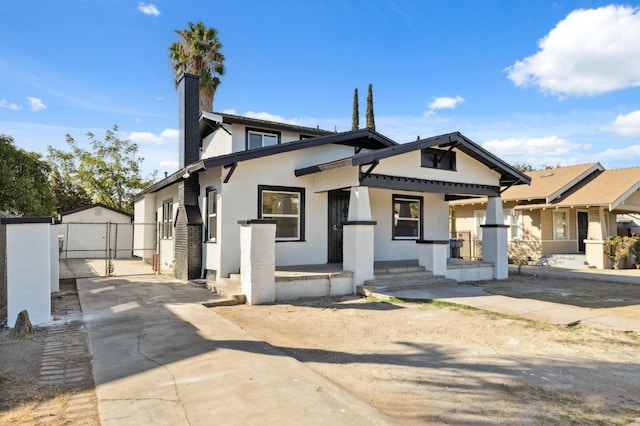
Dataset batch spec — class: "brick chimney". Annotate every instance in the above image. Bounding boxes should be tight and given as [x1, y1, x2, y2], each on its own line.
[175, 73, 202, 281]
[178, 73, 200, 169]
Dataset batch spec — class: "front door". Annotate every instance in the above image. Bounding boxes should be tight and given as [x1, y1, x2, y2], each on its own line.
[577, 211, 588, 253]
[328, 191, 350, 263]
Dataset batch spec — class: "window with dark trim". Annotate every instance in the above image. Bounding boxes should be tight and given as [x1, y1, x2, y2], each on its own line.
[421, 148, 456, 171]
[206, 188, 217, 242]
[246, 128, 281, 150]
[161, 199, 173, 239]
[299, 134, 315, 140]
[258, 185, 305, 241]
[392, 195, 422, 240]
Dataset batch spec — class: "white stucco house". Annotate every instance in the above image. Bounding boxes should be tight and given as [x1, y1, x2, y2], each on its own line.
[133, 74, 530, 302]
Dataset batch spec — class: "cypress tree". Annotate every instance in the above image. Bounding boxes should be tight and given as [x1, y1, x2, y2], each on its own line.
[366, 83, 375, 131]
[351, 88, 359, 131]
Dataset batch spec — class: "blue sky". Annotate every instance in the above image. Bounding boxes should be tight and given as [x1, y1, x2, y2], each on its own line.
[2, 1, 640, 178]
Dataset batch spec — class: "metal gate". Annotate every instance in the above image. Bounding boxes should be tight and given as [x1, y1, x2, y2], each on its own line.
[59, 222, 157, 277]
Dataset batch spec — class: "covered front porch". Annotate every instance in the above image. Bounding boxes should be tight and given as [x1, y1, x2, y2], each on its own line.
[275, 258, 493, 301]
[207, 258, 495, 304]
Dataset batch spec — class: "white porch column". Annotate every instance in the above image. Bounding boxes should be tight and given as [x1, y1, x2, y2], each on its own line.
[2, 217, 54, 327]
[417, 240, 448, 276]
[238, 220, 276, 305]
[481, 196, 509, 279]
[584, 207, 609, 269]
[343, 186, 376, 288]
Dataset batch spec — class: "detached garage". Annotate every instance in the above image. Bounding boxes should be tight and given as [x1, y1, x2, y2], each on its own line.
[59, 204, 133, 259]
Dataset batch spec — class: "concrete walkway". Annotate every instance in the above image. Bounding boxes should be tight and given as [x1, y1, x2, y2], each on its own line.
[374, 265, 640, 334]
[77, 275, 393, 425]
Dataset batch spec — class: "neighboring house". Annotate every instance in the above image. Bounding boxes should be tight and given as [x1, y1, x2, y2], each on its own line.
[617, 213, 640, 236]
[59, 203, 133, 259]
[452, 163, 640, 268]
[133, 74, 530, 300]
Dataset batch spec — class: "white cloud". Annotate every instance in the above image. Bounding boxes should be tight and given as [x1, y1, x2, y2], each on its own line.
[160, 160, 178, 168]
[137, 3, 160, 16]
[606, 110, 640, 136]
[506, 5, 640, 97]
[26, 97, 46, 111]
[0, 98, 21, 110]
[482, 136, 588, 167]
[425, 96, 464, 116]
[126, 128, 178, 145]
[243, 111, 298, 125]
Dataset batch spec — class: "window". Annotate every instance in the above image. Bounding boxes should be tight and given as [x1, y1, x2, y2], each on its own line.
[553, 210, 569, 240]
[474, 210, 486, 240]
[161, 199, 173, 239]
[475, 209, 522, 240]
[509, 210, 522, 240]
[392, 195, 422, 239]
[258, 185, 305, 241]
[247, 128, 280, 150]
[206, 189, 217, 242]
[421, 148, 456, 171]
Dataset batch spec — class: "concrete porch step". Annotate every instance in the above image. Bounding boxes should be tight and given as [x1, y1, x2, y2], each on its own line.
[374, 265, 425, 275]
[206, 277, 247, 305]
[358, 269, 457, 296]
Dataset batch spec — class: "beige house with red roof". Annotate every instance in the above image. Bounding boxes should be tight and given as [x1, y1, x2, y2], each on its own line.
[451, 163, 640, 269]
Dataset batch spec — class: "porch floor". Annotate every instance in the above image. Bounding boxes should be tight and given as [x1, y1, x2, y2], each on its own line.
[275, 258, 492, 279]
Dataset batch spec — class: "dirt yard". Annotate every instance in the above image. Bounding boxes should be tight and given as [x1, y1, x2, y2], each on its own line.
[216, 273, 640, 425]
[1, 272, 640, 424]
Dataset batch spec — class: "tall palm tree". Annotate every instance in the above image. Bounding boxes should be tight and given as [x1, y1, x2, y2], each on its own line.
[169, 22, 225, 113]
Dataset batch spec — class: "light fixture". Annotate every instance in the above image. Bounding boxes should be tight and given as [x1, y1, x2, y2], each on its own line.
[182, 170, 191, 179]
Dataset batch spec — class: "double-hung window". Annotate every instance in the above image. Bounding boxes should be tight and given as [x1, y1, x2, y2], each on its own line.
[258, 185, 305, 241]
[475, 209, 522, 240]
[161, 199, 173, 239]
[247, 128, 280, 150]
[553, 210, 569, 240]
[392, 195, 422, 239]
[206, 189, 217, 242]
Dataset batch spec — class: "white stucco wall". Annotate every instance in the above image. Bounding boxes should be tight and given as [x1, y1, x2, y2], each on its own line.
[201, 124, 233, 158]
[153, 186, 178, 274]
[374, 150, 501, 186]
[199, 169, 223, 279]
[6, 222, 52, 327]
[229, 124, 333, 153]
[369, 189, 449, 261]
[133, 194, 157, 260]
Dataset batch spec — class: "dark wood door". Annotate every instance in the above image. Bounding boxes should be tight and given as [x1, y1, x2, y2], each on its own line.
[328, 191, 350, 263]
[577, 211, 588, 253]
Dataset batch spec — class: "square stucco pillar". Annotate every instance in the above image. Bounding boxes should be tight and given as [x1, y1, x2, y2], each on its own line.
[239, 220, 276, 304]
[481, 196, 509, 279]
[343, 186, 376, 288]
[343, 222, 376, 288]
[2, 217, 54, 327]
[417, 240, 448, 276]
[50, 225, 59, 293]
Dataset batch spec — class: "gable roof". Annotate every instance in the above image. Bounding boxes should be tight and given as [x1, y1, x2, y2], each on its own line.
[502, 162, 603, 203]
[201, 127, 397, 170]
[553, 167, 640, 210]
[133, 128, 397, 200]
[295, 132, 531, 187]
[200, 111, 335, 139]
[62, 203, 132, 218]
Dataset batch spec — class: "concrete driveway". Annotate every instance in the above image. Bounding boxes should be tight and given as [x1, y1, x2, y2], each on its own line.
[78, 275, 392, 425]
